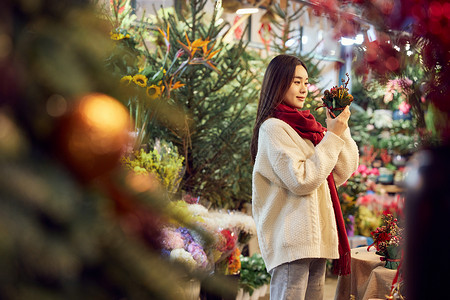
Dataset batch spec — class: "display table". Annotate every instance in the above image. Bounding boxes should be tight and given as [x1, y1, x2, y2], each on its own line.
[335, 248, 397, 300]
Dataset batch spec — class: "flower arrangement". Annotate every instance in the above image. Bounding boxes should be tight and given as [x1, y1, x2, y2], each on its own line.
[158, 198, 256, 274]
[121, 139, 185, 194]
[367, 213, 403, 269]
[161, 225, 210, 271]
[195, 209, 255, 275]
[110, 5, 221, 101]
[316, 73, 354, 118]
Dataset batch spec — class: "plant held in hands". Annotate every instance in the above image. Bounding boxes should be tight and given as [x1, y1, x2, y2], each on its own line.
[316, 73, 354, 118]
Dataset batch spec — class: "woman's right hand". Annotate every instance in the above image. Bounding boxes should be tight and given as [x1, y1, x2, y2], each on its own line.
[326, 106, 350, 137]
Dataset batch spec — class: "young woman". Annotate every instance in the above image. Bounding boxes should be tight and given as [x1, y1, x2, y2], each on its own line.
[251, 54, 359, 300]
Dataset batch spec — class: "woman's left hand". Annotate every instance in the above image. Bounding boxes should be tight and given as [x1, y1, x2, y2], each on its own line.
[325, 106, 350, 136]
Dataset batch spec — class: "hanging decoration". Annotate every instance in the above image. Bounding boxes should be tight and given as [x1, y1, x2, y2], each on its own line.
[258, 23, 272, 52]
[233, 15, 244, 40]
[56, 93, 131, 182]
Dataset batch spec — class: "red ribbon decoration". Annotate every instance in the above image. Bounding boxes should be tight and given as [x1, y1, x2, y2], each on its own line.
[233, 16, 243, 40]
[258, 23, 272, 51]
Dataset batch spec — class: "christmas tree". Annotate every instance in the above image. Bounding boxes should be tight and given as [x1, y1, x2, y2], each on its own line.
[0, 0, 208, 298]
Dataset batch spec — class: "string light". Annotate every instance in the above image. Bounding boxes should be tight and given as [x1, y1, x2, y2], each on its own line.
[340, 34, 363, 46]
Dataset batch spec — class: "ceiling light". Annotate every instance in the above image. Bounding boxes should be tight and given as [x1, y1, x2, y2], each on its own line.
[285, 38, 297, 47]
[340, 37, 355, 46]
[302, 36, 308, 44]
[236, 7, 259, 15]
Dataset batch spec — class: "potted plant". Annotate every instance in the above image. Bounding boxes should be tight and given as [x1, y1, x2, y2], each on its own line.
[368, 213, 403, 270]
[316, 73, 354, 118]
[237, 254, 271, 300]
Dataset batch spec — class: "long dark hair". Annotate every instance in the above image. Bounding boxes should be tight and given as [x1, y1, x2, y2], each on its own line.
[250, 54, 307, 163]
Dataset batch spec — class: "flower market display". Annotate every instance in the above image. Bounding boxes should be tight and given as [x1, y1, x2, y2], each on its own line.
[338, 147, 407, 239]
[336, 72, 421, 244]
[3, 0, 450, 299]
[107, 0, 259, 210]
[0, 0, 227, 299]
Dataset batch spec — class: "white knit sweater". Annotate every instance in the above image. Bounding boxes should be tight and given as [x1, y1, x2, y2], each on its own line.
[252, 118, 359, 272]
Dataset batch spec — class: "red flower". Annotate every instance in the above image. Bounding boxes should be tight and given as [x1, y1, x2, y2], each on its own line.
[218, 229, 236, 252]
[378, 232, 392, 243]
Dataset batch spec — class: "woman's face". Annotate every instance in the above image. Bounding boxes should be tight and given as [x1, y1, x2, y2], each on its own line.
[282, 65, 309, 109]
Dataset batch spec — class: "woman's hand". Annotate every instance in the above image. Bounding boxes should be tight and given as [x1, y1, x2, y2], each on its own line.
[326, 106, 350, 137]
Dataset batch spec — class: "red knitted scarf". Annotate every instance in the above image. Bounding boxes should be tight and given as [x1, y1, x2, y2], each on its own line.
[273, 103, 351, 276]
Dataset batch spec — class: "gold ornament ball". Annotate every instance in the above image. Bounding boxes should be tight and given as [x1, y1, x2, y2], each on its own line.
[58, 93, 131, 181]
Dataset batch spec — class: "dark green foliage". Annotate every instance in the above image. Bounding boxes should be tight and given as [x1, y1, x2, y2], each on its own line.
[239, 254, 271, 296]
[0, 156, 187, 300]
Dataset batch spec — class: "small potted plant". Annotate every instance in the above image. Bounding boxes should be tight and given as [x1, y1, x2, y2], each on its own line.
[368, 213, 403, 270]
[316, 73, 354, 118]
[237, 253, 271, 300]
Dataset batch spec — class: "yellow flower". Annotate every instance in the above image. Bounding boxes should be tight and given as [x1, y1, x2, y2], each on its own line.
[110, 33, 121, 40]
[120, 75, 132, 85]
[110, 32, 130, 41]
[132, 74, 148, 87]
[146, 84, 162, 99]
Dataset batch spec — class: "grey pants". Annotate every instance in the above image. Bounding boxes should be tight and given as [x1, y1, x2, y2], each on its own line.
[269, 258, 327, 300]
